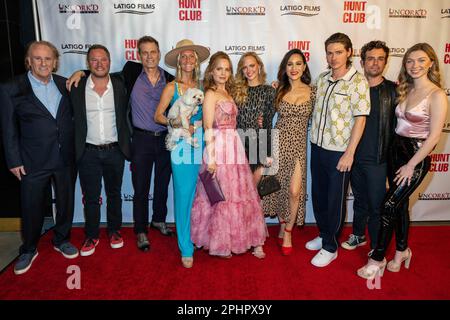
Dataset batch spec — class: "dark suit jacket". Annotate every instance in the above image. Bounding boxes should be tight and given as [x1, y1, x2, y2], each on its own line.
[0, 73, 75, 174]
[82, 62, 174, 131]
[70, 74, 131, 162]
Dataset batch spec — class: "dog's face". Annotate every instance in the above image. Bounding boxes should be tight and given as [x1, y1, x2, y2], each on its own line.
[182, 88, 204, 106]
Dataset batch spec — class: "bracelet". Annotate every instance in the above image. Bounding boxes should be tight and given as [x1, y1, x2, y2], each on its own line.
[168, 119, 173, 127]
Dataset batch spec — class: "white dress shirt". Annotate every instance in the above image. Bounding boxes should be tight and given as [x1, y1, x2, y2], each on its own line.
[85, 75, 118, 145]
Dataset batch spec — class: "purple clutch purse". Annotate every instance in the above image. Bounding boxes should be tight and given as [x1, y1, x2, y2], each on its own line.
[198, 169, 225, 205]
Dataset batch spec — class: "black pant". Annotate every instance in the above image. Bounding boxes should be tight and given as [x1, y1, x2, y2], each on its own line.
[20, 166, 75, 254]
[78, 146, 125, 239]
[311, 144, 351, 253]
[131, 130, 171, 234]
[350, 161, 387, 249]
[371, 135, 430, 261]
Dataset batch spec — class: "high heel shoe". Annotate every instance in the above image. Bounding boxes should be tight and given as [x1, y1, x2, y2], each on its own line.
[387, 248, 412, 272]
[252, 246, 266, 259]
[278, 220, 286, 246]
[357, 258, 387, 280]
[181, 257, 193, 268]
[281, 228, 293, 256]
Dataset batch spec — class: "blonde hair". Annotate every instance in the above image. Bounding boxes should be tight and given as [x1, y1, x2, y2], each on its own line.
[203, 51, 234, 93]
[175, 50, 201, 86]
[233, 52, 267, 105]
[397, 43, 442, 104]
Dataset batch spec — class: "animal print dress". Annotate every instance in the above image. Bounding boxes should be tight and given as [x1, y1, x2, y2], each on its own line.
[263, 86, 316, 226]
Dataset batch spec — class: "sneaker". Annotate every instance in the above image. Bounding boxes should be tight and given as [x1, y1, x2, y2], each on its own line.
[14, 251, 39, 275]
[311, 249, 338, 267]
[341, 234, 367, 250]
[136, 232, 150, 252]
[54, 242, 79, 259]
[109, 231, 124, 249]
[80, 238, 99, 257]
[305, 236, 322, 251]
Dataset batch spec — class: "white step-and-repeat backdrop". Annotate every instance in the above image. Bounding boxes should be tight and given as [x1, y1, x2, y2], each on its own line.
[36, 0, 450, 223]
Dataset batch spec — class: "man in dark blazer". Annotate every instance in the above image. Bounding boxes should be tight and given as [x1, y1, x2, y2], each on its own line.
[69, 36, 175, 252]
[0, 41, 78, 275]
[70, 44, 131, 257]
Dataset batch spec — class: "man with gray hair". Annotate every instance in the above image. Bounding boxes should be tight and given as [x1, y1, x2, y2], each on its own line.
[0, 40, 78, 275]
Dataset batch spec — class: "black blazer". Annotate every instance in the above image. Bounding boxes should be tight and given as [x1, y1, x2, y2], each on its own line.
[70, 74, 131, 162]
[0, 73, 75, 174]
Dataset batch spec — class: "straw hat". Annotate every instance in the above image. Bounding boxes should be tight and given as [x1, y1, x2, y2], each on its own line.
[164, 39, 210, 68]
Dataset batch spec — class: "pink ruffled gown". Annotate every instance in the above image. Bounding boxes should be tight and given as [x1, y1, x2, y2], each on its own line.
[191, 100, 267, 257]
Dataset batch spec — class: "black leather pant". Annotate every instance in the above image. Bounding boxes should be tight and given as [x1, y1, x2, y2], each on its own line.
[371, 135, 431, 262]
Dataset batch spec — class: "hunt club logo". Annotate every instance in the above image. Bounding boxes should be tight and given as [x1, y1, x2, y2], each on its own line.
[388, 8, 427, 18]
[343, 1, 366, 23]
[61, 43, 92, 55]
[113, 3, 156, 15]
[429, 153, 450, 172]
[124, 39, 140, 61]
[224, 45, 265, 56]
[287, 40, 311, 62]
[280, 4, 320, 17]
[58, 3, 99, 14]
[178, 0, 202, 21]
[352, 47, 407, 58]
[442, 8, 450, 18]
[444, 43, 450, 64]
[418, 193, 450, 200]
[226, 6, 266, 16]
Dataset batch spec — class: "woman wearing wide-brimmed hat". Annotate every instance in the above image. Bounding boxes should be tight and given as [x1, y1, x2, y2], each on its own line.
[155, 39, 210, 268]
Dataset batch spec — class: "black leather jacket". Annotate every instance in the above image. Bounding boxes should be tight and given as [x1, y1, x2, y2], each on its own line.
[376, 78, 397, 164]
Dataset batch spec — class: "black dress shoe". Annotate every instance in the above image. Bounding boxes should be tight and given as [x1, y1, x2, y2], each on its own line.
[150, 221, 175, 237]
[137, 233, 150, 252]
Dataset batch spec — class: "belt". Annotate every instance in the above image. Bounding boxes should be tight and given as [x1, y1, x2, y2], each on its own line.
[133, 127, 167, 136]
[85, 142, 119, 150]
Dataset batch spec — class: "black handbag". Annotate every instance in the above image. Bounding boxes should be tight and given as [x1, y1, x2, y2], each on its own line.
[257, 175, 281, 197]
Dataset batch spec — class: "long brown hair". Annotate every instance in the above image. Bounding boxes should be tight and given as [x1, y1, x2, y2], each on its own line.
[275, 49, 311, 108]
[397, 43, 441, 104]
[233, 52, 267, 105]
[203, 51, 234, 93]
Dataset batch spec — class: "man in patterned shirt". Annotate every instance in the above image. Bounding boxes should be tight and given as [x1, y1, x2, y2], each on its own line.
[306, 33, 370, 267]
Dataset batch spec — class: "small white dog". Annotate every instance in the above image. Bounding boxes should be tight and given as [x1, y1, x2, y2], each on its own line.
[165, 87, 204, 151]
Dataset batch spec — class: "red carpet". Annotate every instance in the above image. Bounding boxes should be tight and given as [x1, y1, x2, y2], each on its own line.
[1, 225, 449, 300]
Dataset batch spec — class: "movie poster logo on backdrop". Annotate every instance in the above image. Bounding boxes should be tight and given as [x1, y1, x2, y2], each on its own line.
[124, 39, 139, 61]
[113, 3, 155, 15]
[418, 193, 450, 200]
[353, 47, 407, 58]
[442, 8, 450, 18]
[224, 45, 266, 56]
[342, 1, 380, 29]
[178, 0, 202, 21]
[279, 3, 320, 17]
[444, 43, 450, 64]
[429, 153, 450, 172]
[61, 43, 92, 55]
[226, 5, 266, 16]
[58, 3, 99, 14]
[287, 41, 311, 62]
[388, 8, 427, 18]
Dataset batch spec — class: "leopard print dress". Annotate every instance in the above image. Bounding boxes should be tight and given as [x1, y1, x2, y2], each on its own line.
[263, 86, 316, 226]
